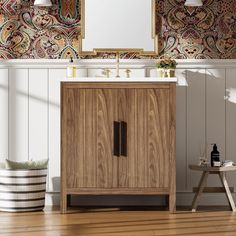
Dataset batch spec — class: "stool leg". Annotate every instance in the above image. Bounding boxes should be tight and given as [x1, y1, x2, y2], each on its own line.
[191, 171, 209, 212]
[219, 172, 236, 212]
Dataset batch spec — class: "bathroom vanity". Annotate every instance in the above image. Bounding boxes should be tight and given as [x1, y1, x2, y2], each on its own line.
[59, 0, 177, 213]
[60, 78, 176, 213]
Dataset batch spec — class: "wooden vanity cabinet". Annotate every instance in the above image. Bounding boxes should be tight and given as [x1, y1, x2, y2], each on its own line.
[61, 82, 176, 213]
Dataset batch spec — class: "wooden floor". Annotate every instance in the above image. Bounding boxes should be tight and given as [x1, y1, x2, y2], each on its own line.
[0, 206, 236, 236]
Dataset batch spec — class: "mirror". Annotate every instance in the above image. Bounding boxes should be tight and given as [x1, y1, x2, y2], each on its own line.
[79, 0, 158, 56]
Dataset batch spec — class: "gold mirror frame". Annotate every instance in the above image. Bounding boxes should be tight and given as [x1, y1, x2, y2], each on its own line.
[78, 0, 158, 56]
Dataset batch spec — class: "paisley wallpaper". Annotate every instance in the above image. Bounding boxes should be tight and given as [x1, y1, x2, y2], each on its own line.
[0, 0, 235, 59]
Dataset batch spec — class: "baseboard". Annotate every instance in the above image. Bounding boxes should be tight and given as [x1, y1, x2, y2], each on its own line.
[46, 192, 234, 207]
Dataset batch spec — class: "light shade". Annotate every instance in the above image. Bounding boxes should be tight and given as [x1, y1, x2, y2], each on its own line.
[34, 0, 52, 6]
[185, 0, 203, 7]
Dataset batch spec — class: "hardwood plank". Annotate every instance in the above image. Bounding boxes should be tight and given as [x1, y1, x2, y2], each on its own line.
[1, 208, 236, 236]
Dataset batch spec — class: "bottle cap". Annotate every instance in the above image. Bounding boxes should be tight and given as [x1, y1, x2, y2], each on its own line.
[211, 143, 218, 150]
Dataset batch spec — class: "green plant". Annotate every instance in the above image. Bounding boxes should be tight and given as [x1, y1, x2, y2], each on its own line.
[156, 59, 177, 69]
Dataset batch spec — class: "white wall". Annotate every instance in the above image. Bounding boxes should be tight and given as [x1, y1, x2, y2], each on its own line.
[1, 59, 236, 207]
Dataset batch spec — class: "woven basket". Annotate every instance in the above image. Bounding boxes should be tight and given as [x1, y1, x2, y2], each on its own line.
[0, 169, 47, 212]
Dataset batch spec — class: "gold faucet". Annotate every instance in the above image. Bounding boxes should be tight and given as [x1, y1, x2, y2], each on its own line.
[102, 69, 111, 78]
[125, 69, 131, 78]
[116, 52, 120, 78]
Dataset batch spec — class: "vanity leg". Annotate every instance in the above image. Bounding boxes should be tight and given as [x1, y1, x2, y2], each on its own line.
[169, 193, 176, 213]
[61, 193, 67, 214]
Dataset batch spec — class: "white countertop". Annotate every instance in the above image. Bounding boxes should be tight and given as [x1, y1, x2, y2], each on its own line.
[62, 77, 178, 82]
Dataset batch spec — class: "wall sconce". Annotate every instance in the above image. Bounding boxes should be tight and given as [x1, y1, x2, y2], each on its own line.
[185, 0, 203, 6]
[34, 0, 52, 6]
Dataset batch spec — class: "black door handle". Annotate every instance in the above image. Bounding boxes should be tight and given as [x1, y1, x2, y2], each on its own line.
[120, 121, 127, 157]
[113, 121, 120, 156]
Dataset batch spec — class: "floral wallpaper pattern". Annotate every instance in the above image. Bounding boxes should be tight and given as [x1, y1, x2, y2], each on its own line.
[0, 0, 235, 59]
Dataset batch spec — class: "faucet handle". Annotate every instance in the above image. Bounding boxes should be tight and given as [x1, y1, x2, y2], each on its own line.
[102, 69, 111, 78]
[125, 69, 131, 78]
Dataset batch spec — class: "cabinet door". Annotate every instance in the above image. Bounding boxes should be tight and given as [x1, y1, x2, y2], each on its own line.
[62, 88, 118, 189]
[118, 88, 170, 188]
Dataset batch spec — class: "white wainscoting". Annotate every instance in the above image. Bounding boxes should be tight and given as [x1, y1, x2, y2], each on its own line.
[1, 59, 236, 206]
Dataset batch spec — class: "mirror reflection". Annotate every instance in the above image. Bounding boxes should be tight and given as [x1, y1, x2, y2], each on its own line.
[79, 0, 158, 55]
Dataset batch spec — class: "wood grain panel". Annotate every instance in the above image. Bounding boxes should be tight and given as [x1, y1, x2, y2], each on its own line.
[64, 88, 82, 189]
[49, 69, 87, 193]
[84, 90, 96, 187]
[96, 89, 117, 188]
[147, 89, 170, 188]
[136, 89, 148, 188]
[74, 89, 87, 188]
[63, 83, 171, 89]
[117, 89, 136, 187]
[64, 89, 96, 189]
[118, 89, 169, 188]
[67, 188, 169, 195]
[62, 87, 117, 189]
[61, 82, 176, 212]
[169, 83, 176, 212]
[61, 86, 73, 212]
[119, 88, 171, 189]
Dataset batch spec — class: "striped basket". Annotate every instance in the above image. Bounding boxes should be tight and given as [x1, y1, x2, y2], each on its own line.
[0, 169, 47, 212]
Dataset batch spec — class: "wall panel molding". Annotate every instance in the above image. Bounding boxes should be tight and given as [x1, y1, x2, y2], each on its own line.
[0, 69, 8, 162]
[0, 59, 236, 69]
[1, 59, 236, 206]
